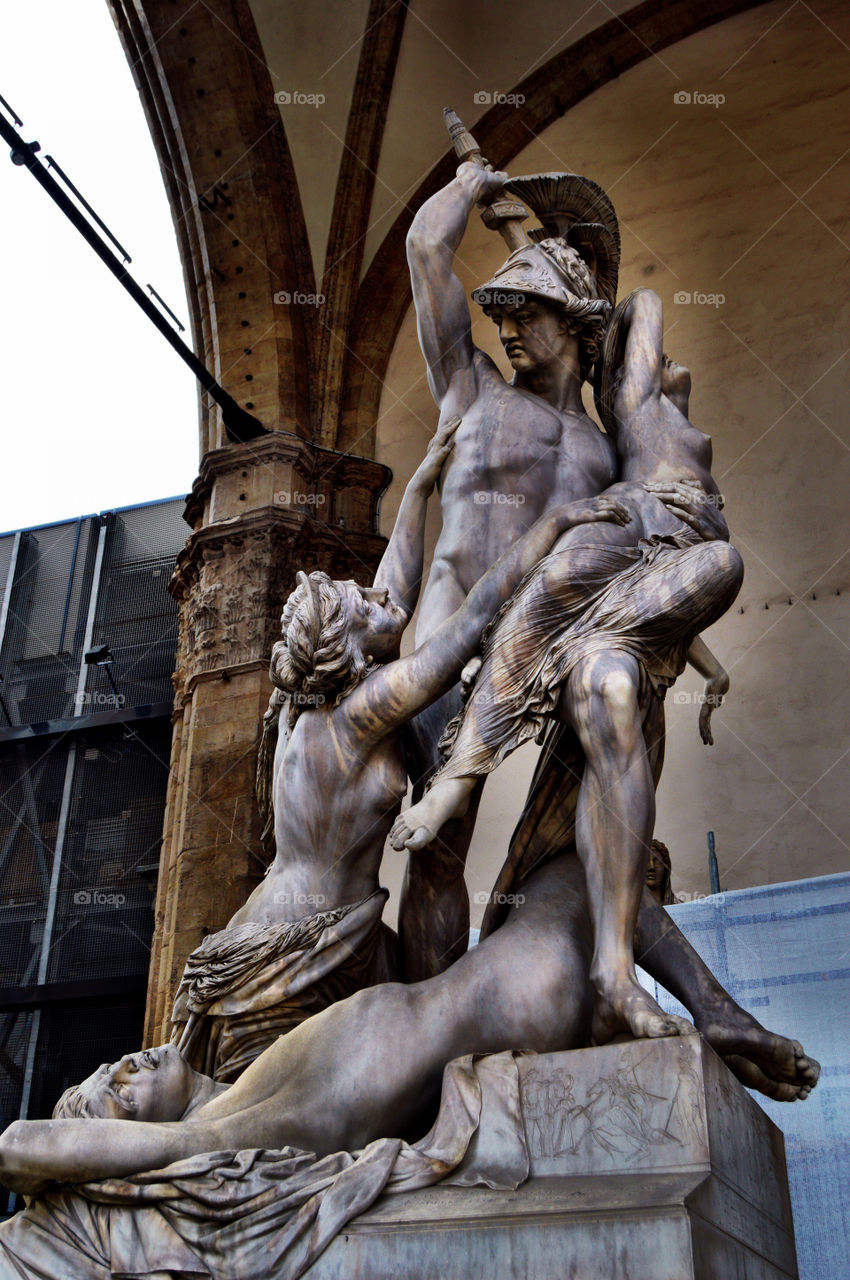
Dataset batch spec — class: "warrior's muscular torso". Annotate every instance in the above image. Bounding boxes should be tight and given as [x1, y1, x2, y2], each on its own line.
[418, 352, 617, 636]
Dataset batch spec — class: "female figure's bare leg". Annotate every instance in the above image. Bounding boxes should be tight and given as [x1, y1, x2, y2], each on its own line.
[392, 545, 606, 855]
[635, 888, 820, 1100]
[399, 682, 486, 979]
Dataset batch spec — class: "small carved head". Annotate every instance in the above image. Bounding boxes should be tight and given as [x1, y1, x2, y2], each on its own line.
[646, 838, 675, 906]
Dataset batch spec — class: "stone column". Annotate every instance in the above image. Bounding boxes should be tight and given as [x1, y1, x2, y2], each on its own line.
[144, 433, 390, 1044]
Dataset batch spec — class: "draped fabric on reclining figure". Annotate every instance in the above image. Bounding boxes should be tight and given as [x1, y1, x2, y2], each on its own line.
[0, 1054, 529, 1280]
[172, 890, 392, 1082]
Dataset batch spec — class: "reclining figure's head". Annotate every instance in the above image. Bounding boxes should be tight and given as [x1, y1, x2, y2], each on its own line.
[53, 1044, 197, 1122]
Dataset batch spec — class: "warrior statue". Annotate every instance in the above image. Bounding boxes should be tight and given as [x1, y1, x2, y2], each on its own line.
[400, 120, 734, 1039]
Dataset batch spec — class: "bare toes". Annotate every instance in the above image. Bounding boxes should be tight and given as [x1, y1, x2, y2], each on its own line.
[800, 1054, 820, 1086]
[592, 983, 691, 1044]
[723, 1054, 806, 1102]
[642, 1014, 686, 1039]
[406, 825, 435, 851]
[389, 819, 411, 851]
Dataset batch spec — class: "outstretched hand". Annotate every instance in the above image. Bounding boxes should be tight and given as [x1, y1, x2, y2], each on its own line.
[562, 495, 632, 527]
[414, 417, 461, 492]
[645, 479, 723, 541]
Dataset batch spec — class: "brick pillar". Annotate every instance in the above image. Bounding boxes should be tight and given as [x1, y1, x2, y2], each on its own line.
[144, 433, 390, 1043]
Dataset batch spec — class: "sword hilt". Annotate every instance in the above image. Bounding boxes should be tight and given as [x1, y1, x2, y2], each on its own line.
[443, 107, 529, 251]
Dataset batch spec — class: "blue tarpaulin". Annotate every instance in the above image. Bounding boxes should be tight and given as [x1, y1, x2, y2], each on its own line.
[641, 872, 850, 1280]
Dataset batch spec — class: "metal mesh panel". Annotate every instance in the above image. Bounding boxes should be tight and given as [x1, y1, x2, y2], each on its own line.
[0, 499, 185, 1154]
[84, 501, 186, 711]
[0, 738, 67, 986]
[45, 720, 172, 984]
[643, 873, 850, 1280]
[0, 1010, 33, 1130]
[28, 999, 145, 1120]
[0, 520, 100, 725]
[0, 534, 15, 630]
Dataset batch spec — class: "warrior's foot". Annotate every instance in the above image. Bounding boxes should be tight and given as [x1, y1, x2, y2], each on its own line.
[694, 1003, 820, 1101]
[389, 778, 473, 852]
[592, 975, 698, 1045]
[722, 1054, 817, 1102]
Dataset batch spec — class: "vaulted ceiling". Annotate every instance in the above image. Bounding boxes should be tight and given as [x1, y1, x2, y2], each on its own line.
[108, 0, 768, 456]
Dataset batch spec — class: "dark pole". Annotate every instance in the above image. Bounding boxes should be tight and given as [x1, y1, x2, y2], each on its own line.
[0, 110, 268, 444]
[102, 663, 122, 710]
[0, 675, 11, 726]
[707, 830, 721, 896]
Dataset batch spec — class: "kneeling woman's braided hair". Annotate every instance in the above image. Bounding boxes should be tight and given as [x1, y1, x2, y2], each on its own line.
[270, 571, 372, 728]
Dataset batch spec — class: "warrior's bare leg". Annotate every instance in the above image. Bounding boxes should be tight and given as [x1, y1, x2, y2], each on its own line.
[635, 888, 820, 1100]
[562, 541, 744, 1042]
[563, 650, 689, 1042]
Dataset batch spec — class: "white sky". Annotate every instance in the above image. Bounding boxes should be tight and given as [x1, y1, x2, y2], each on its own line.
[0, 0, 199, 534]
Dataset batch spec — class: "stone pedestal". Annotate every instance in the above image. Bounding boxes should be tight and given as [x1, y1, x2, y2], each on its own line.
[307, 1037, 798, 1279]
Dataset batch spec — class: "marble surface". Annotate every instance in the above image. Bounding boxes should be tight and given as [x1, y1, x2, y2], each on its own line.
[307, 1037, 798, 1279]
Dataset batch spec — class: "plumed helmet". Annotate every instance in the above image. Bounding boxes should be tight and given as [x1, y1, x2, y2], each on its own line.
[472, 239, 609, 318]
[505, 172, 620, 306]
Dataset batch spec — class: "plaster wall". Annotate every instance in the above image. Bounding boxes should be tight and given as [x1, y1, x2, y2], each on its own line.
[375, 0, 850, 918]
